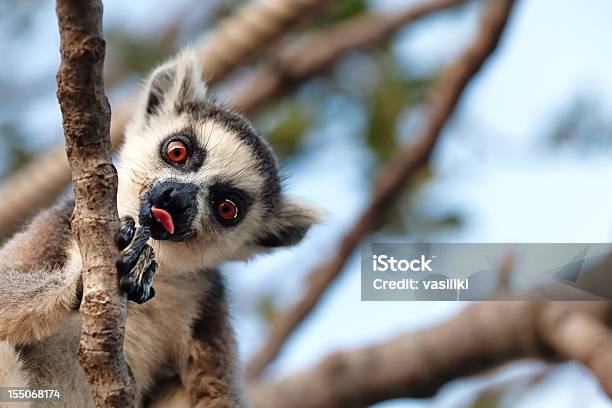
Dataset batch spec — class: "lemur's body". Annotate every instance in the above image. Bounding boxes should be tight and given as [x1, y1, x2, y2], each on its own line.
[0, 51, 318, 407]
[1, 201, 235, 407]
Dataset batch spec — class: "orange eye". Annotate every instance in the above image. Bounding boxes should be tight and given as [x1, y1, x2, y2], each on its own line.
[165, 140, 188, 163]
[217, 198, 239, 220]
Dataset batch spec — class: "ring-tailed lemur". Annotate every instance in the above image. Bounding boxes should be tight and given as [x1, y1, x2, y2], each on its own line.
[0, 49, 320, 407]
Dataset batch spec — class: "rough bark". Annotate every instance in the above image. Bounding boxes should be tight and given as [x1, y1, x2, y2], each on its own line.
[245, 0, 517, 379]
[0, 0, 330, 236]
[55, 0, 136, 406]
[248, 301, 612, 408]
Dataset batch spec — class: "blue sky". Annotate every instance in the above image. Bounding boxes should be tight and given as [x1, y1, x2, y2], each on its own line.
[229, 2, 612, 407]
[2, 1, 612, 407]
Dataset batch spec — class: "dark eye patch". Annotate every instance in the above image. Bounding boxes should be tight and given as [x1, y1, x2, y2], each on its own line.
[177, 101, 282, 213]
[159, 132, 206, 172]
[209, 182, 253, 227]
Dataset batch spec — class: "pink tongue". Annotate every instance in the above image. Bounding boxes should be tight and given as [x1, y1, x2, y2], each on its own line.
[151, 206, 175, 234]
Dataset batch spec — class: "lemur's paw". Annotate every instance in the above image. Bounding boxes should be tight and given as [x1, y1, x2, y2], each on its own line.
[119, 244, 158, 304]
[116, 216, 136, 251]
[116, 219, 158, 304]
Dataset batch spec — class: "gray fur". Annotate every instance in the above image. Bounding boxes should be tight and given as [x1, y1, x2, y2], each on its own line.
[147, 65, 176, 116]
[0, 49, 320, 407]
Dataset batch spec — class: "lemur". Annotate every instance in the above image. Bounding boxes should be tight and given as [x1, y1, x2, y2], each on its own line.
[0, 50, 319, 407]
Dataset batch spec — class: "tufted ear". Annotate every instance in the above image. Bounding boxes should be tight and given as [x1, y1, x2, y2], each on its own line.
[256, 198, 323, 248]
[142, 48, 207, 118]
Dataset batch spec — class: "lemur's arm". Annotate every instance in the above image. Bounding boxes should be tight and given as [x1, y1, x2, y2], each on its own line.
[0, 200, 80, 343]
[0, 264, 82, 343]
[0, 200, 157, 344]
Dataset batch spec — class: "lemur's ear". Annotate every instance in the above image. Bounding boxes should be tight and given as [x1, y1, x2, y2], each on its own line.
[256, 198, 323, 248]
[143, 48, 207, 117]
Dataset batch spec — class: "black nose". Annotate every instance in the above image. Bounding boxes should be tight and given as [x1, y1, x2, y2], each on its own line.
[149, 182, 198, 212]
[140, 181, 199, 241]
[153, 185, 188, 212]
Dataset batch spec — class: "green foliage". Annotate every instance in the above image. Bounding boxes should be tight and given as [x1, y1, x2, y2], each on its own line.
[0, 121, 32, 178]
[470, 390, 504, 408]
[418, 212, 463, 233]
[365, 80, 403, 160]
[379, 166, 463, 238]
[315, 0, 368, 27]
[255, 293, 277, 325]
[106, 29, 174, 76]
[255, 100, 314, 159]
[365, 55, 436, 161]
[251, 49, 448, 237]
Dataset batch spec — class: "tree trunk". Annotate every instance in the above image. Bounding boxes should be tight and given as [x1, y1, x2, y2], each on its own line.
[55, 0, 137, 406]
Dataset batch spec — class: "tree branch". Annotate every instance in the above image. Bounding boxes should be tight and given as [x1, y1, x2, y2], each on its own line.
[197, 0, 328, 83]
[245, 0, 517, 379]
[0, 0, 329, 237]
[55, 0, 136, 406]
[542, 307, 612, 393]
[248, 301, 612, 408]
[229, 0, 469, 112]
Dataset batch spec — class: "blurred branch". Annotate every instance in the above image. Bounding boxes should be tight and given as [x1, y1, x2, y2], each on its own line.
[0, 0, 328, 236]
[229, 0, 469, 112]
[196, 0, 327, 83]
[248, 301, 612, 408]
[245, 0, 516, 379]
[55, 0, 136, 406]
[544, 308, 612, 393]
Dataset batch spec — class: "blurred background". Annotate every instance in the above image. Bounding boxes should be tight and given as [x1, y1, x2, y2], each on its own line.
[1, 0, 612, 407]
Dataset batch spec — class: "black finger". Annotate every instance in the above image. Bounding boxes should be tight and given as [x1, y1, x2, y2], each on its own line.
[116, 216, 136, 250]
[129, 287, 155, 304]
[141, 258, 158, 286]
[116, 226, 151, 276]
[119, 245, 158, 304]
[131, 255, 157, 304]
[130, 226, 152, 253]
[121, 275, 156, 304]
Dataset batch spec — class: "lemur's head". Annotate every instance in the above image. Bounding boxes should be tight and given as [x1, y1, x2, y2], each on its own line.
[117, 50, 320, 272]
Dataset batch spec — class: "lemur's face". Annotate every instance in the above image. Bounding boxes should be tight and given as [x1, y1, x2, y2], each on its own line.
[117, 51, 319, 271]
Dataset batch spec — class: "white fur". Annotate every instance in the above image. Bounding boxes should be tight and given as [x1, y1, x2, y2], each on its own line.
[0, 244, 80, 343]
[0, 49, 318, 407]
[118, 103, 271, 275]
[128, 48, 207, 133]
